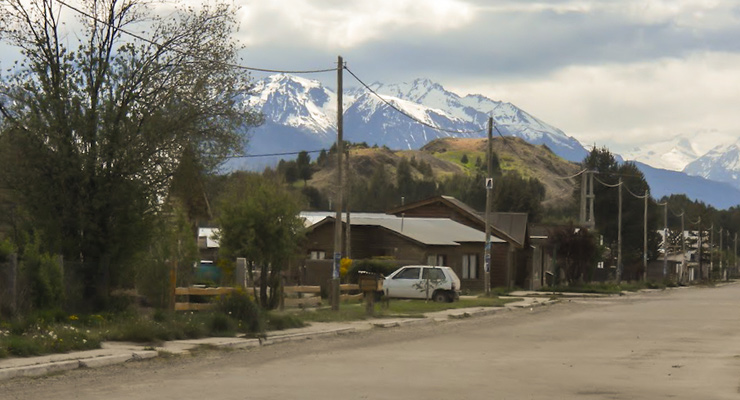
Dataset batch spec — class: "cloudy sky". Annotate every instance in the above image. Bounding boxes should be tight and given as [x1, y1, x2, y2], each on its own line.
[3, 0, 739, 155]
[229, 0, 740, 155]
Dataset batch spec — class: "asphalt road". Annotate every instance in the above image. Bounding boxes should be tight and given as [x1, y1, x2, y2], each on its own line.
[3, 284, 740, 400]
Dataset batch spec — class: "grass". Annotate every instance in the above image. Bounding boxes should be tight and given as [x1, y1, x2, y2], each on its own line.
[295, 297, 519, 323]
[541, 281, 671, 295]
[0, 294, 517, 358]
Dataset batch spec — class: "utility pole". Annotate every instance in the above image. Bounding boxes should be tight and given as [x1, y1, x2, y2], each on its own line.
[484, 117, 493, 295]
[643, 190, 648, 281]
[579, 171, 595, 229]
[617, 177, 622, 282]
[663, 203, 668, 279]
[697, 217, 703, 280]
[720, 227, 724, 281]
[735, 233, 738, 279]
[681, 212, 685, 284]
[710, 223, 714, 280]
[345, 149, 351, 259]
[331, 55, 344, 311]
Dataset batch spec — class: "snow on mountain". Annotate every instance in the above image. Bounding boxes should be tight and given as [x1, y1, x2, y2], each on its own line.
[357, 78, 588, 161]
[683, 140, 740, 190]
[246, 74, 352, 141]
[623, 137, 701, 171]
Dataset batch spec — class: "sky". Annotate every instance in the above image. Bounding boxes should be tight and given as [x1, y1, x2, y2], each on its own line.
[3, 0, 740, 155]
[228, 0, 740, 155]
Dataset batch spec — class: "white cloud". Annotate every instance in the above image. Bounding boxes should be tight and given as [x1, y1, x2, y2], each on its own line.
[450, 51, 740, 151]
[235, 0, 475, 48]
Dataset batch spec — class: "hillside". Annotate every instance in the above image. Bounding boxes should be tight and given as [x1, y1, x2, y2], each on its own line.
[307, 137, 581, 208]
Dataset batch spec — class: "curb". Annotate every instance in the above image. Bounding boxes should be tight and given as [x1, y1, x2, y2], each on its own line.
[0, 298, 558, 381]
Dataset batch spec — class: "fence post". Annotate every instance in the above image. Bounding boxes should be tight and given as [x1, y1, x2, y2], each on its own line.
[235, 258, 247, 290]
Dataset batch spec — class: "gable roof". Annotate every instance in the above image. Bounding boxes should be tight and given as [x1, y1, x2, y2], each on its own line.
[301, 212, 505, 247]
[386, 195, 523, 247]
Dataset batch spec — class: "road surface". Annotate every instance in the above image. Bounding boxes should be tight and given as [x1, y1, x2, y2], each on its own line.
[3, 284, 740, 399]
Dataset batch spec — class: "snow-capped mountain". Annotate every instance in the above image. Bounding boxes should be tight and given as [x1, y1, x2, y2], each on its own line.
[623, 137, 701, 171]
[359, 79, 588, 161]
[683, 140, 740, 190]
[229, 74, 589, 170]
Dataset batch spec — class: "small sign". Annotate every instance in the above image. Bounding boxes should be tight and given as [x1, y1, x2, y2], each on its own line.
[485, 178, 493, 190]
[485, 254, 491, 273]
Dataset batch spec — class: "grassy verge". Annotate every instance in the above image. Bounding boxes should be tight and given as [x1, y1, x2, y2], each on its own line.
[541, 280, 676, 295]
[296, 297, 519, 323]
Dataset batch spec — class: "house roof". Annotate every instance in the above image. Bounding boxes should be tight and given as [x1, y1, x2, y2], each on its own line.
[301, 212, 505, 246]
[197, 227, 220, 248]
[487, 212, 529, 246]
[386, 195, 523, 247]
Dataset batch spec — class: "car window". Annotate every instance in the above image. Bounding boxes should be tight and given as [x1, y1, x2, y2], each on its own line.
[394, 267, 421, 279]
[422, 268, 445, 280]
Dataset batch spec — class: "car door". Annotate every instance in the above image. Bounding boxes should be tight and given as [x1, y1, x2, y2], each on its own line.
[385, 267, 422, 298]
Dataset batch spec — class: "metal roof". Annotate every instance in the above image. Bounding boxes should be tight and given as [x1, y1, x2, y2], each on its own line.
[197, 227, 220, 248]
[301, 212, 505, 246]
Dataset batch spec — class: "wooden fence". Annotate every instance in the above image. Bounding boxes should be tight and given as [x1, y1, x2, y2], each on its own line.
[174, 284, 362, 311]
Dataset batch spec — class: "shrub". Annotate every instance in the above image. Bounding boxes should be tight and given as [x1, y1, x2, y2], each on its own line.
[265, 312, 305, 331]
[208, 312, 237, 336]
[214, 290, 264, 334]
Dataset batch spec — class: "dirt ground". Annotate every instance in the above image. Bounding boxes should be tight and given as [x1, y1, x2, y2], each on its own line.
[3, 284, 740, 400]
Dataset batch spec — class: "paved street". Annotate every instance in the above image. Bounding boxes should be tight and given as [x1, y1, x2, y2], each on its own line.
[3, 284, 740, 399]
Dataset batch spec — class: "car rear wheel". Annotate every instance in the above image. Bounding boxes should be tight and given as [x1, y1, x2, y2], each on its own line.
[432, 290, 449, 303]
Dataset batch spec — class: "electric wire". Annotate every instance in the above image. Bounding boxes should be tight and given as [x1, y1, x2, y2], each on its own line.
[624, 185, 648, 199]
[553, 169, 588, 180]
[344, 66, 486, 135]
[593, 175, 622, 188]
[226, 149, 325, 159]
[56, 0, 336, 74]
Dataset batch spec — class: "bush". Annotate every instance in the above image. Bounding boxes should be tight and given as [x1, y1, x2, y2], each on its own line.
[347, 259, 399, 283]
[265, 312, 305, 331]
[208, 312, 237, 336]
[214, 290, 264, 334]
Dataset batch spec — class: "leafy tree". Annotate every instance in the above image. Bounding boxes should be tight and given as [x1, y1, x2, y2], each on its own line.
[296, 151, 312, 185]
[494, 172, 546, 222]
[0, 0, 260, 309]
[460, 154, 469, 164]
[548, 225, 599, 284]
[217, 174, 305, 309]
[578, 148, 659, 280]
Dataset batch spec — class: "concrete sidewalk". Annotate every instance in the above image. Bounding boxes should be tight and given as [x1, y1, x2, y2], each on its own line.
[0, 297, 554, 381]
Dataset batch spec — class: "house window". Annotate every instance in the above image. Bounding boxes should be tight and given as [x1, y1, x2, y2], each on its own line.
[309, 250, 325, 260]
[462, 254, 478, 279]
[427, 254, 447, 266]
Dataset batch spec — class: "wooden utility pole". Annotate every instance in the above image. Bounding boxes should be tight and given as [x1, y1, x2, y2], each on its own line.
[735, 233, 737, 279]
[681, 212, 685, 283]
[345, 149, 351, 259]
[643, 190, 648, 281]
[710, 223, 714, 280]
[617, 178, 622, 282]
[697, 217, 703, 280]
[484, 116, 493, 295]
[331, 55, 344, 311]
[720, 227, 724, 280]
[663, 203, 668, 279]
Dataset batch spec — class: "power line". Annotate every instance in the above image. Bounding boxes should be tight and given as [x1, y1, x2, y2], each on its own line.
[553, 169, 588, 180]
[593, 175, 621, 188]
[226, 149, 325, 159]
[55, 0, 335, 74]
[343, 66, 486, 135]
[623, 185, 648, 199]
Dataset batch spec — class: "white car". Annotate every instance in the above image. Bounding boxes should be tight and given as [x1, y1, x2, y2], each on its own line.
[383, 265, 461, 302]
